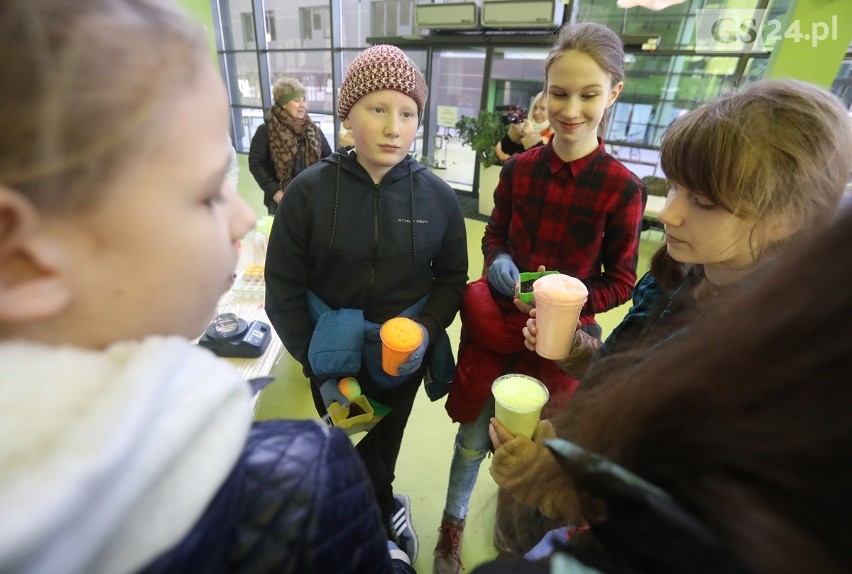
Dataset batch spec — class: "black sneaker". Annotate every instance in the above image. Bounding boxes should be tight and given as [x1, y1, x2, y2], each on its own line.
[390, 494, 419, 562]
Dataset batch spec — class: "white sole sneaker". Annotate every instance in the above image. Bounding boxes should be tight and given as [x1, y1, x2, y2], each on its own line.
[391, 494, 419, 562]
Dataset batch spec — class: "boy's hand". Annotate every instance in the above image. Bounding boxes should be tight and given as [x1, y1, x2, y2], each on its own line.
[319, 378, 349, 409]
[397, 323, 429, 376]
[513, 297, 534, 314]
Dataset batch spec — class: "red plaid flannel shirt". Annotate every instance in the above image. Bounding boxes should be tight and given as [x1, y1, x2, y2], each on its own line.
[482, 139, 645, 319]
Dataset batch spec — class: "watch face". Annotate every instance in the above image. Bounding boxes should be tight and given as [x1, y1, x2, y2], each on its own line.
[212, 313, 241, 337]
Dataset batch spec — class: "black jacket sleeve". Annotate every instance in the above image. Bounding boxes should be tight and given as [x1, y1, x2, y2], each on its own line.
[499, 134, 525, 158]
[248, 123, 280, 213]
[237, 420, 394, 573]
[416, 174, 469, 340]
[264, 173, 316, 375]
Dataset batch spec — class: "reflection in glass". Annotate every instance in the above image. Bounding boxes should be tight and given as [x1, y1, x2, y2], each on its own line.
[830, 59, 852, 108]
[426, 50, 487, 191]
[612, 54, 741, 150]
[263, 0, 330, 48]
[219, 0, 256, 51]
[233, 108, 264, 153]
[222, 52, 262, 108]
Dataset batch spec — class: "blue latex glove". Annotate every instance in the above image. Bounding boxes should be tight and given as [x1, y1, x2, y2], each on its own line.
[319, 378, 350, 409]
[397, 323, 429, 376]
[488, 253, 519, 297]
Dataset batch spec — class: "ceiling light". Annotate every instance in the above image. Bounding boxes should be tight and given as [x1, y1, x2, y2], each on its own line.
[616, 0, 687, 11]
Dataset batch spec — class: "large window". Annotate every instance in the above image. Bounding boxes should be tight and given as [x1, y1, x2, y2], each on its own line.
[213, 0, 849, 191]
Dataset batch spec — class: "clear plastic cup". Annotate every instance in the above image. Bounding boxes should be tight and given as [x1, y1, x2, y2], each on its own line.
[532, 274, 588, 360]
[491, 374, 549, 438]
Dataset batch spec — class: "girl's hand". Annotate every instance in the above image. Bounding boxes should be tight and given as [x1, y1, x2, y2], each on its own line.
[488, 417, 515, 450]
[522, 308, 538, 352]
[513, 296, 533, 314]
[495, 141, 511, 163]
[507, 122, 525, 142]
[489, 418, 559, 510]
[513, 264, 546, 314]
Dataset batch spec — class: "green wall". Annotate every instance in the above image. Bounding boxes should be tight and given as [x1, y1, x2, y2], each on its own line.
[176, 0, 268, 219]
[176, 0, 213, 27]
[767, 0, 852, 86]
[176, 0, 217, 57]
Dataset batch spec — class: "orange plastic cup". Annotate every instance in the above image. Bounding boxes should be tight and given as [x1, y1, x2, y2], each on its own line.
[379, 317, 423, 376]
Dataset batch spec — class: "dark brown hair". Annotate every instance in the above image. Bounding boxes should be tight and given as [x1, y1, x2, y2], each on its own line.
[559, 208, 852, 573]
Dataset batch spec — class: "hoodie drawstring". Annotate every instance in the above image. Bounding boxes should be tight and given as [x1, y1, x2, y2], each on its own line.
[330, 154, 416, 264]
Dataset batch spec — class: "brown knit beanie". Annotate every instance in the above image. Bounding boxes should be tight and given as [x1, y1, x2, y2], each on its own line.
[337, 44, 427, 123]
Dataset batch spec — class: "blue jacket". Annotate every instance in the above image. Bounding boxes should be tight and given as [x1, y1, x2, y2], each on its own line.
[140, 419, 395, 573]
[305, 291, 455, 399]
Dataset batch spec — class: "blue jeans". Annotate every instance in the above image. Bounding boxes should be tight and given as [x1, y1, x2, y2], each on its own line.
[442, 396, 495, 521]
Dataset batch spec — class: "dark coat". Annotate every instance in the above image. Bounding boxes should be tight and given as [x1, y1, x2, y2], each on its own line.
[248, 122, 332, 215]
[140, 419, 395, 574]
[265, 151, 468, 382]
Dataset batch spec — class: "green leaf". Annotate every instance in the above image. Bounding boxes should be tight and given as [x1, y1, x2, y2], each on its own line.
[455, 110, 508, 168]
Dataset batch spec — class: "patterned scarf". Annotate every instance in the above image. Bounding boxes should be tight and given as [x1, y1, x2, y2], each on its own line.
[266, 104, 321, 190]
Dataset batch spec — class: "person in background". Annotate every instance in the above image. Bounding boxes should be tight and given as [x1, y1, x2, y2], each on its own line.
[264, 44, 468, 565]
[474, 206, 852, 574]
[494, 91, 552, 163]
[337, 127, 356, 150]
[435, 23, 645, 574]
[489, 78, 852, 547]
[0, 1, 413, 572]
[248, 76, 332, 215]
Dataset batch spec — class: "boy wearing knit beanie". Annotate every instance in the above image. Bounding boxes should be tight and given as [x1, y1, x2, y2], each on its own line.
[337, 44, 428, 183]
[264, 44, 469, 568]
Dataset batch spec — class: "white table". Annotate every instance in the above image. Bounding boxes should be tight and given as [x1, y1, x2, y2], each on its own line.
[212, 223, 285, 416]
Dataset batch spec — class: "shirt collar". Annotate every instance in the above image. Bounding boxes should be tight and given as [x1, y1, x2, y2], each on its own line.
[546, 138, 606, 177]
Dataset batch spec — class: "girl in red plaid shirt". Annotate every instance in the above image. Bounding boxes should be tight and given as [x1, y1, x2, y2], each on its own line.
[435, 23, 645, 574]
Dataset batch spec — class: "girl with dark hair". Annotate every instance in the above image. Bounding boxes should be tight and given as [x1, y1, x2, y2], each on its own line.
[475, 205, 852, 573]
[522, 78, 852, 381]
[487, 77, 852, 561]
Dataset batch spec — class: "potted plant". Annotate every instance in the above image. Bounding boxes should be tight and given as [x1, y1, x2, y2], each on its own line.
[454, 110, 506, 168]
[455, 110, 507, 215]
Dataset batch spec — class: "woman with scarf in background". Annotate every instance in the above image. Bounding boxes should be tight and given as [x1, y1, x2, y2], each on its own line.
[249, 77, 332, 215]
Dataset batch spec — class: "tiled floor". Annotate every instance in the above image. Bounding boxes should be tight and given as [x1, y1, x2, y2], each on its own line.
[252, 207, 662, 573]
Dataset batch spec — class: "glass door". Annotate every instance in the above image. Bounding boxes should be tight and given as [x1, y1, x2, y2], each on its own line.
[423, 48, 487, 192]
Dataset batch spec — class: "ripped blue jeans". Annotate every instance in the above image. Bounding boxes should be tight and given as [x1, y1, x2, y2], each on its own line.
[442, 396, 495, 521]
